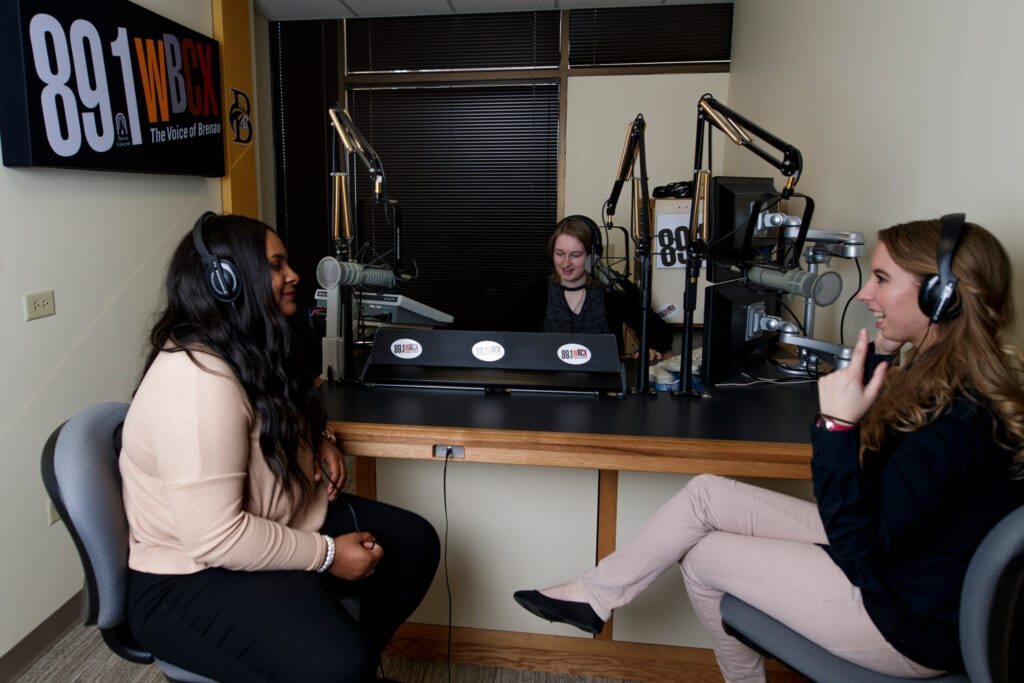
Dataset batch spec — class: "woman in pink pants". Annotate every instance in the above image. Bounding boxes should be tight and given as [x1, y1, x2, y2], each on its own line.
[515, 216, 1024, 681]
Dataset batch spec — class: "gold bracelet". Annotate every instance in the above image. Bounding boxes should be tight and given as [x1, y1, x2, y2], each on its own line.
[321, 427, 336, 444]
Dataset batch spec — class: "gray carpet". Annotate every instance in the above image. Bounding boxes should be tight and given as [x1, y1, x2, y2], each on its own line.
[16, 624, 638, 682]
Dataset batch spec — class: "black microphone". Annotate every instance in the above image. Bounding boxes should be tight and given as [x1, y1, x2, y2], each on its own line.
[316, 257, 410, 289]
[746, 266, 842, 306]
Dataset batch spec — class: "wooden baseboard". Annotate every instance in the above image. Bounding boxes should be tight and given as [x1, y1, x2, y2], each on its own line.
[385, 622, 806, 682]
[0, 592, 81, 682]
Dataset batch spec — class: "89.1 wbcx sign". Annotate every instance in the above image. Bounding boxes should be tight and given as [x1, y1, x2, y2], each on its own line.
[0, 0, 225, 176]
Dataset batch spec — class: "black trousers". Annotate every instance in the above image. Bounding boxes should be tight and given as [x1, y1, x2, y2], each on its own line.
[127, 494, 440, 682]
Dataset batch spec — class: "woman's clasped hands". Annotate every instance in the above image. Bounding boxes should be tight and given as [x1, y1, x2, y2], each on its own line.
[329, 532, 383, 580]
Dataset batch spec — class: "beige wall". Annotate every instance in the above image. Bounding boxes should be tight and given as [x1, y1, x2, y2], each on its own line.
[0, 0, 221, 658]
[725, 0, 1024, 346]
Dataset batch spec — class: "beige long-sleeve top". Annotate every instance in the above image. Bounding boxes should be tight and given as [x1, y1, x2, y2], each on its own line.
[120, 348, 329, 575]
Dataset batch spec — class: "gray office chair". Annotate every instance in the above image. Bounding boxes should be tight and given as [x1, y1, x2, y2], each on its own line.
[720, 505, 1024, 683]
[41, 402, 217, 683]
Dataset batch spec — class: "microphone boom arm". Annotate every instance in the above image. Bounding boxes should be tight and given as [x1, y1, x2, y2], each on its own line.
[748, 305, 853, 370]
[677, 94, 809, 398]
[605, 114, 645, 221]
[696, 95, 803, 197]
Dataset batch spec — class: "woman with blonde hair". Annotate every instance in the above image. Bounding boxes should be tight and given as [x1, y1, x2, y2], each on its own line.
[516, 215, 674, 360]
[515, 215, 1024, 680]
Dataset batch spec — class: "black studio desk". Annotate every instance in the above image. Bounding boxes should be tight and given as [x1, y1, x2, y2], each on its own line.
[324, 379, 815, 682]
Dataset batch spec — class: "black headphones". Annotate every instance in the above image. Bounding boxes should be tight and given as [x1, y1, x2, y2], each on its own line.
[918, 212, 966, 323]
[560, 214, 603, 273]
[192, 211, 242, 303]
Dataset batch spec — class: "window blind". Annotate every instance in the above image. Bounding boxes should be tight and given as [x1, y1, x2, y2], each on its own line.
[569, 4, 732, 67]
[348, 82, 559, 331]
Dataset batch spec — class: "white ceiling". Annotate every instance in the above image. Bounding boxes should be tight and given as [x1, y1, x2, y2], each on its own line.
[253, 0, 722, 22]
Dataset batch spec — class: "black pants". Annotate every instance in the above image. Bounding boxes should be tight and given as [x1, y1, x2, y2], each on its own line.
[127, 494, 440, 682]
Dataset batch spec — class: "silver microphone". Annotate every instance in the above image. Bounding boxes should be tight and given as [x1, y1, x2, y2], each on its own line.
[746, 266, 842, 306]
[592, 259, 625, 294]
[317, 257, 406, 289]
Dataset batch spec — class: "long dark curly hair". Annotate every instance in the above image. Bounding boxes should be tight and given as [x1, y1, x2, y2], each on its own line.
[140, 213, 323, 503]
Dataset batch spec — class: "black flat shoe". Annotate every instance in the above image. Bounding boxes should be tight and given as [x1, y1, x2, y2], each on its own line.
[513, 589, 604, 634]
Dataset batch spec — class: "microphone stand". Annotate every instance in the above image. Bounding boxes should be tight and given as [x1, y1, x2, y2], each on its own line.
[632, 120, 656, 397]
[604, 115, 656, 396]
[325, 103, 404, 383]
[673, 113, 711, 399]
[326, 117, 356, 383]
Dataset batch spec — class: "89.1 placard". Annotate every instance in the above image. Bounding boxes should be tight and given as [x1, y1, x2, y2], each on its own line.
[0, 0, 224, 176]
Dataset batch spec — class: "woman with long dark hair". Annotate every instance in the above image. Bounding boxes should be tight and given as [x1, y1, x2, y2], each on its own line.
[121, 213, 439, 681]
[515, 217, 1024, 680]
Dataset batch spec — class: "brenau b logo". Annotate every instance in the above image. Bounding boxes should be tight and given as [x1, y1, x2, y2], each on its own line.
[228, 88, 252, 144]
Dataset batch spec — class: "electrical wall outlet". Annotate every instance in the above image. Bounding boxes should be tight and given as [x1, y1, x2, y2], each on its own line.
[47, 499, 61, 525]
[24, 290, 55, 321]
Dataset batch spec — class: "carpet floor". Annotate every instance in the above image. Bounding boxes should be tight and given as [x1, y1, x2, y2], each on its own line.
[16, 623, 639, 682]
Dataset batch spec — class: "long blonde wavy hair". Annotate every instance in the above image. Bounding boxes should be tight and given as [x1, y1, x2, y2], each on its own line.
[859, 219, 1024, 471]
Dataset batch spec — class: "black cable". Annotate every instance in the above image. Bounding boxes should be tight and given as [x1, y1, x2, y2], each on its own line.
[839, 257, 863, 346]
[775, 294, 807, 335]
[718, 373, 816, 387]
[443, 446, 453, 683]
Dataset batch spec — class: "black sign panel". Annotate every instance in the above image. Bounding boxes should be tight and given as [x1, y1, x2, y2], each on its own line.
[0, 0, 225, 176]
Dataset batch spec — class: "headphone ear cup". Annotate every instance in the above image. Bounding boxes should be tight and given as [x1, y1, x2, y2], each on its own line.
[206, 257, 241, 303]
[920, 213, 966, 323]
[192, 212, 242, 304]
[918, 272, 961, 322]
[918, 273, 941, 319]
[585, 253, 593, 273]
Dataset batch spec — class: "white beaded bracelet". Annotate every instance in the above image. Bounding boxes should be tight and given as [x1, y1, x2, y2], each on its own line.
[316, 534, 335, 573]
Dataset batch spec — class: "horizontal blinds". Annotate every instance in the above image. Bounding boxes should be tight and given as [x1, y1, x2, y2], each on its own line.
[347, 12, 561, 73]
[569, 4, 732, 67]
[349, 83, 558, 331]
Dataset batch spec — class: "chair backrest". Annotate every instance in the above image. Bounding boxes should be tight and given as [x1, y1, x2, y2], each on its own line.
[959, 504, 1024, 682]
[40, 402, 131, 631]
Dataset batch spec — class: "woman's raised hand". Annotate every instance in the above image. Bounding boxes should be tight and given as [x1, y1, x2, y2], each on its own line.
[817, 328, 888, 425]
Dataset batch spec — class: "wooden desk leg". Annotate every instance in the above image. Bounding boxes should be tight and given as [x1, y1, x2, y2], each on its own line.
[595, 469, 618, 641]
[354, 456, 377, 499]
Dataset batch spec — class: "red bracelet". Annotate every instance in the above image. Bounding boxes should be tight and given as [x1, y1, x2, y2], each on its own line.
[817, 414, 855, 432]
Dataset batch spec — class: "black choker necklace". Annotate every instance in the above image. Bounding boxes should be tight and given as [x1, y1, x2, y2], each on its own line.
[559, 283, 587, 292]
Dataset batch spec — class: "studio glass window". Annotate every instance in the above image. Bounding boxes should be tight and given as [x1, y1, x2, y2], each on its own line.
[343, 12, 560, 332]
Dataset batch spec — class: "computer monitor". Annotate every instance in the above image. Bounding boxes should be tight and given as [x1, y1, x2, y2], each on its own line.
[706, 176, 783, 283]
[699, 280, 781, 386]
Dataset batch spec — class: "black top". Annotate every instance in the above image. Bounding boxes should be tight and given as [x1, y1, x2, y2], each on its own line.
[516, 278, 673, 355]
[811, 352, 1024, 671]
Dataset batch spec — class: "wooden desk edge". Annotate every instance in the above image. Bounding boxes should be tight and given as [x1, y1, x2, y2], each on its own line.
[330, 420, 812, 480]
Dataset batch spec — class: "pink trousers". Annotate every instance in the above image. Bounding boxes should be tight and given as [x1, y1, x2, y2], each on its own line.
[572, 474, 943, 682]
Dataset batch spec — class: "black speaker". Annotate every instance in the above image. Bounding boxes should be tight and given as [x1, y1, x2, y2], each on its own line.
[918, 213, 965, 323]
[191, 212, 241, 303]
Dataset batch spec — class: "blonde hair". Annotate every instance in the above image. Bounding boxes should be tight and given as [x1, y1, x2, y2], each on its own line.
[860, 219, 1024, 472]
